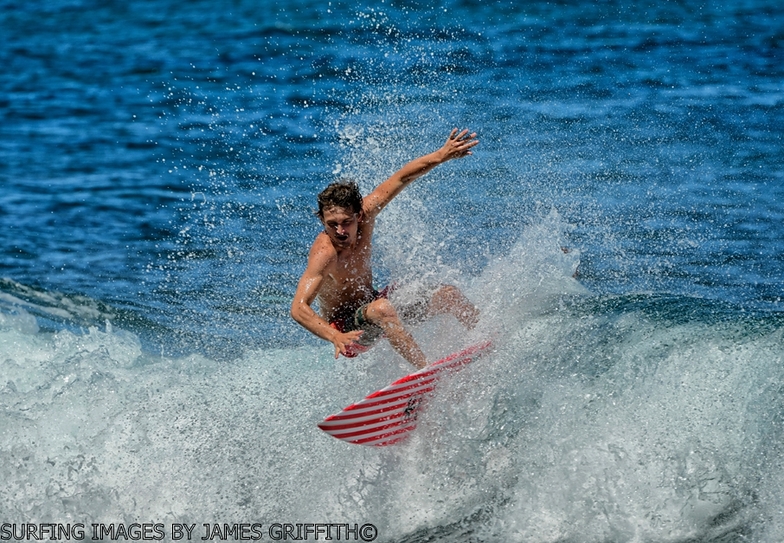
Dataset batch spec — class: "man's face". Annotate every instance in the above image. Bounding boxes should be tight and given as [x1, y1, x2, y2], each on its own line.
[321, 206, 361, 249]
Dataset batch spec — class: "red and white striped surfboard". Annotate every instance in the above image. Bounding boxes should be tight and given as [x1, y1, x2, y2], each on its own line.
[318, 340, 493, 446]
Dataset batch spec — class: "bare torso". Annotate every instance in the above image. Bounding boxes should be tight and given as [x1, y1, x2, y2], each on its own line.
[316, 217, 376, 321]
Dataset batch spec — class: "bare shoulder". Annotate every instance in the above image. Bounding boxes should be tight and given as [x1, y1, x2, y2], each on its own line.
[361, 195, 384, 222]
[306, 232, 338, 272]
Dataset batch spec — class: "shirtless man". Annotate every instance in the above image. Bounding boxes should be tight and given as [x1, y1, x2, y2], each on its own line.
[290, 128, 481, 369]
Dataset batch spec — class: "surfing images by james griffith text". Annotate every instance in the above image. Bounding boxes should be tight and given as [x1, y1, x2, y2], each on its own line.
[0, 523, 379, 542]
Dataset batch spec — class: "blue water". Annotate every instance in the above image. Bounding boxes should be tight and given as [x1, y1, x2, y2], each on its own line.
[2, 0, 783, 541]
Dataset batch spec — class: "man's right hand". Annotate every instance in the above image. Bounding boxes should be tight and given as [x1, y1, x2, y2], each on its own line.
[333, 330, 364, 359]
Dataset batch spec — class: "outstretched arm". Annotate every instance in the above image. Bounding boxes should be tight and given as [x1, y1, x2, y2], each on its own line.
[362, 128, 478, 219]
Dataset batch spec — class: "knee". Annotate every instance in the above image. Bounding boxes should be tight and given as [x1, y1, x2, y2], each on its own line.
[433, 284, 460, 304]
[364, 298, 399, 324]
[428, 284, 479, 327]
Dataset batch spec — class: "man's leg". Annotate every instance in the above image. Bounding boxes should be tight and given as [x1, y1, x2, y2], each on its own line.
[427, 285, 480, 329]
[363, 298, 427, 369]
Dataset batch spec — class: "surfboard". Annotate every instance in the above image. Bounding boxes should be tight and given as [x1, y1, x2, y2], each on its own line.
[317, 340, 493, 446]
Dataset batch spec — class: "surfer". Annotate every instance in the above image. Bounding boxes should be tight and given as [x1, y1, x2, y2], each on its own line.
[291, 128, 481, 369]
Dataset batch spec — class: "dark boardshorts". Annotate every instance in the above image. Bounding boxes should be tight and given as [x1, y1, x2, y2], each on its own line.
[328, 284, 432, 358]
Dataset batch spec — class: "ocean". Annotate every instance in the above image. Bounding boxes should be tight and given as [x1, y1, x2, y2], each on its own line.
[1, 0, 783, 541]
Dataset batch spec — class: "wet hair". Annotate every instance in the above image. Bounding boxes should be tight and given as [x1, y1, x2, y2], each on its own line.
[315, 179, 363, 218]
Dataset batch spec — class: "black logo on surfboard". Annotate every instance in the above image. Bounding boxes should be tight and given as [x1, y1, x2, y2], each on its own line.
[403, 396, 421, 422]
